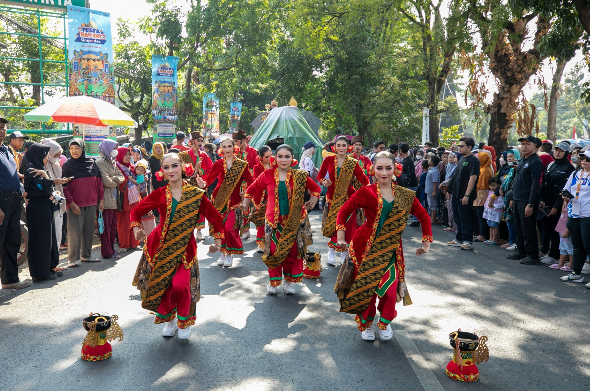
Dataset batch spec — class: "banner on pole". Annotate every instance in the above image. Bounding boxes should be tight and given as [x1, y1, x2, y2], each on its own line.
[203, 93, 219, 137]
[422, 107, 430, 146]
[151, 55, 178, 144]
[229, 102, 242, 133]
[67, 5, 114, 154]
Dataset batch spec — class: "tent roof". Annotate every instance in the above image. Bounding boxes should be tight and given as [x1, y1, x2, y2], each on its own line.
[249, 106, 324, 168]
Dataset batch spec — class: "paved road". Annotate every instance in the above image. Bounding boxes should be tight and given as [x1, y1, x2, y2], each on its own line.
[1, 211, 589, 390]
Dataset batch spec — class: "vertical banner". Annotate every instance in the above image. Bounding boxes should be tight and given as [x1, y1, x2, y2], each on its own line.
[422, 107, 430, 146]
[67, 5, 115, 155]
[203, 93, 219, 136]
[151, 56, 178, 145]
[229, 102, 242, 133]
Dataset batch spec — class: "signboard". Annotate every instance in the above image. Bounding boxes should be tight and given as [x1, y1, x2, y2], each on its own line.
[151, 55, 178, 145]
[0, 0, 86, 11]
[72, 124, 116, 157]
[67, 5, 115, 154]
[229, 102, 242, 133]
[422, 107, 430, 146]
[203, 93, 219, 136]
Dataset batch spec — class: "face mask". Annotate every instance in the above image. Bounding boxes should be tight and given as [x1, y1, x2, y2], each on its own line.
[572, 156, 580, 164]
[136, 174, 145, 184]
[49, 157, 58, 164]
[110, 150, 118, 158]
[415, 155, 423, 161]
[499, 157, 506, 166]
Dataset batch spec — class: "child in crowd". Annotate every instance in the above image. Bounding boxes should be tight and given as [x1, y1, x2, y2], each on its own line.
[419, 159, 429, 210]
[482, 177, 503, 245]
[135, 160, 156, 238]
[550, 203, 574, 271]
[425, 155, 440, 222]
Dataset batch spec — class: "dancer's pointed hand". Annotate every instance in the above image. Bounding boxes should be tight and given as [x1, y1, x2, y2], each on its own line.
[133, 227, 146, 241]
[208, 244, 220, 253]
[195, 175, 206, 188]
[416, 241, 430, 256]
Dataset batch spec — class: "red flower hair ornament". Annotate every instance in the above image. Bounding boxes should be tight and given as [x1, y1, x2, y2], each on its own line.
[155, 168, 165, 181]
[183, 163, 195, 177]
[270, 157, 298, 167]
[331, 145, 353, 153]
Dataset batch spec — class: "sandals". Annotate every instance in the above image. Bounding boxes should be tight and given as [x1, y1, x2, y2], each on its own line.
[560, 265, 572, 272]
[486, 241, 499, 245]
[549, 263, 562, 270]
[81, 257, 101, 263]
[53, 267, 66, 272]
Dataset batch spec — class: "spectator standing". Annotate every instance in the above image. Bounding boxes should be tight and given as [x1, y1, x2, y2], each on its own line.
[447, 137, 480, 251]
[473, 152, 493, 241]
[95, 139, 124, 259]
[425, 155, 440, 222]
[507, 136, 543, 264]
[24, 144, 69, 282]
[560, 149, 590, 287]
[172, 132, 190, 152]
[538, 141, 574, 264]
[41, 139, 67, 253]
[8, 131, 28, 180]
[62, 139, 105, 267]
[482, 177, 503, 245]
[115, 147, 141, 251]
[369, 140, 385, 162]
[500, 149, 520, 250]
[148, 142, 168, 193]
[442, 151, 457, 232]
[0, 118, 30, 290]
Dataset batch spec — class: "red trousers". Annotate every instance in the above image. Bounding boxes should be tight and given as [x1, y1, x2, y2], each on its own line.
[355, 277, 399, 331]
[221, 209, 243, 254]
[117, 210, 139, 249]
[268, 236, 303, 286]
[256, 226, 265, 246]
[154, 264, 195, 329]
[329, 210, 357, 249]
[196, 214, 205, 230]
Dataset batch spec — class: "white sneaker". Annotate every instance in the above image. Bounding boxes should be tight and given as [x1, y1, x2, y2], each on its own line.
[217, 253, 226, 266]
[224, 254, 233, 267]
[560, 273, 585, 283]
[177, 326, 191, 340]
[541, 256, 558, 265]
[361, 328, 376, 341]
[340, 250, 349, 263]
[460, 242, 473, 251]
[267, 284, 278, 295]
[257, 245, 264, 253]
[162, 321, 178, 337]
[582, 263, 590, 275]
[283, 280, 295, 295]
[446, 239, 462, 247]
[241, 231, 250, 240]
[327, 247, 336, 266]
[196, 230, 203, 240]
[506, 244, 518, 251]
[585, 281, 590, 289]
[379, 324, 393, 341]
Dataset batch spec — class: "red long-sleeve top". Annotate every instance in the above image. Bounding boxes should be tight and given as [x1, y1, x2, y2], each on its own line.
[202, 158, 254, 210]
[318, 155, 369, 201]
[336, 184, 432, 281]
[253, 161, 266, 178]
[188, 149, 213, 176]
[239, 145, 258, 171]
[245, 168, 321, 228]
[130, 185, 224, 268]
[351, 153, 372, 175]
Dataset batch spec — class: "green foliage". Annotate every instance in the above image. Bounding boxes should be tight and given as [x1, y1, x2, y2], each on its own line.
[440, 125, 463, 148]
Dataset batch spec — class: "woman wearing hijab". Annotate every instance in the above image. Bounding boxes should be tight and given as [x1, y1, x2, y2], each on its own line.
[41, 139, 67, 256]
[115, 147, 141, 251]
[95, 139, 125, 258]
[25, 143, 70, 281]
[442, 151, 457, 232]
[148, 142, 168, 192]
[500, 149, 520, 249]
[473, 152, 493, 241]
[483, 145, 497, 173]
[62, 139, 104, 267]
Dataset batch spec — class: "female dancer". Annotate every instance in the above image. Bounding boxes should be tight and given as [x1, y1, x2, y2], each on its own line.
[131, 153, 224, 340]
[188, 131, 213, 240]
[318, 135, 369, 266]
[335, 151, 432, 341]
[242, 144, 320, 294]
[251, 145, 273, 253]
[198, 137, 253, 267]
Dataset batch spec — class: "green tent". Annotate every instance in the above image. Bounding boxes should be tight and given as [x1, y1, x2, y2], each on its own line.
[249, 106, 324, 168]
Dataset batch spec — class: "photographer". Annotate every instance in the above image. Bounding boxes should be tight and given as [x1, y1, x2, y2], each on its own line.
[538, 141, 574, 264]
[560, 149, 590, 287]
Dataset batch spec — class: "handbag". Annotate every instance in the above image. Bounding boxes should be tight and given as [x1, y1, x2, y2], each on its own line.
[98, 211, 104, 234]
[334, 254, 356, 300]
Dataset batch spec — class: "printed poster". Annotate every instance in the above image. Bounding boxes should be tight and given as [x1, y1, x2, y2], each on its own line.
[203, 93, 219, 136]
[152, 56, 178, 145]
[72, 125, 116, 157]
[229, 102, 242, 133]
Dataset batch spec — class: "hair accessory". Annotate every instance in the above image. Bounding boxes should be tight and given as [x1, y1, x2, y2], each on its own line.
[291, 159, 298, 167]
[155, 169, 165, 181]
[183, 163, 194, 177]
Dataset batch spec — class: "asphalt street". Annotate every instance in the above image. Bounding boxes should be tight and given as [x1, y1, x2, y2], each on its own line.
[1, 211, 589, 391]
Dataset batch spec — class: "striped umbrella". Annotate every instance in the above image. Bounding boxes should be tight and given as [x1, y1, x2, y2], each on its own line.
[24, 96, 135, 127]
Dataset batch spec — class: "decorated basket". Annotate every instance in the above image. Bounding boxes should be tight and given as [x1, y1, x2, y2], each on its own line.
[81, 313, 124, 362]
[446, 330, 489, 382]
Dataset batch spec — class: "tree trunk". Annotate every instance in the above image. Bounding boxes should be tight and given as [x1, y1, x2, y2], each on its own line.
[547, 59, 567, 142]
[177, 65, 193, 133]
[30, 62, 41, 104]
[134, 126, 143, 145]
[487, 98, 509, 154]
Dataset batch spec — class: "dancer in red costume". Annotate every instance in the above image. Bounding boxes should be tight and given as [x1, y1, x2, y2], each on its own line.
[233, 130, 258, 240]
[188, 131, 213, 241]
[251, 145, 273, 253]
[197, 137, 253, 267]
[335, 151, 432, 341]
[318, 135, 369, 266]
[131, 153, 224, 340]
[242, 144, 320, 295]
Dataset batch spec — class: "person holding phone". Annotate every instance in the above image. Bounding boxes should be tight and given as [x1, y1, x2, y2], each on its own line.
[560, 149, 590, 287]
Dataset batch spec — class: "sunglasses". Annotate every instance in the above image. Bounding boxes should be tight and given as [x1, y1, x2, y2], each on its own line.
[581, 155, 590, 162]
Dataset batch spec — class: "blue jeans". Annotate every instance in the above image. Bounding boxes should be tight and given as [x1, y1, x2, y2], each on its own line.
[409, 187, 419, 222]
[506, 219, 516, 244]
[452, 197, 474, 244]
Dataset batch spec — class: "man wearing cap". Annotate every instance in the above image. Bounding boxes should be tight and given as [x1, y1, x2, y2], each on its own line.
[508, 135, 544, 264]
[0, 118, 30, 290]
[173, 131, 190, 152]
[350, 136, 372, 175]
[8, 130, 29, 180]
[188, 131, 213, 240]
[538, 141, 575, 264]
